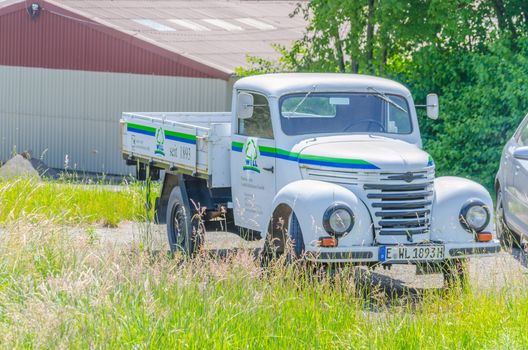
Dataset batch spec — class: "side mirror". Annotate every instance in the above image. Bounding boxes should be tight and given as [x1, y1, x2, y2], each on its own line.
[514, 146, 528, 161]
[237, 92, 254, 120]
[426, 93, 439, 120]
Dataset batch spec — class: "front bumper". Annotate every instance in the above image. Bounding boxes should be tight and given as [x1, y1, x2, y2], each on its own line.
[304, 240, 501, 263]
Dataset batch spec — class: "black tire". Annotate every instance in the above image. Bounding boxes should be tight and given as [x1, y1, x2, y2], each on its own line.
[442, 259, 468, 289]
[288, 212, 305, 260]
[496, 187, 520, 249]
[166, 187, 203, 255]
[262, 212, 305, 266]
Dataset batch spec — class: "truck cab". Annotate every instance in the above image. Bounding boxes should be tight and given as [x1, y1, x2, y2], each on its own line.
[121, 73, 500, 279]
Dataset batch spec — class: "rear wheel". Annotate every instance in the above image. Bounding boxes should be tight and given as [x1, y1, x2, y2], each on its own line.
[166, 187, 203, 255]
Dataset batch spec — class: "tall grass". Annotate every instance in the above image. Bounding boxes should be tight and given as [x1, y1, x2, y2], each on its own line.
[0, 178, 157, 227]
[0, 220, 527, 348]
[1, 178, 526, 348]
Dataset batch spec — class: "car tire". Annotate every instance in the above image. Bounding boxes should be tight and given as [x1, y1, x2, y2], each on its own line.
[166, 187, 203, 255]
[496, 187, 520, 250]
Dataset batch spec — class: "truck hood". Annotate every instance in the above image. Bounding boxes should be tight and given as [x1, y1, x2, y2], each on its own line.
[296, 135, 433, 172]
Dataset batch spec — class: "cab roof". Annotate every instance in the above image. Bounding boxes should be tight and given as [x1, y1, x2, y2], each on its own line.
[234, 73, 412, 98]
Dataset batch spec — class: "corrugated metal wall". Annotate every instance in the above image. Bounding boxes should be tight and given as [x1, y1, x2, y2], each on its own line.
[0, 65, 230, 175]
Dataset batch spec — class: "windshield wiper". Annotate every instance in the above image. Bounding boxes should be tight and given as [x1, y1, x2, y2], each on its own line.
[367, 86, 406, 113]
[288, 84, 318, 117]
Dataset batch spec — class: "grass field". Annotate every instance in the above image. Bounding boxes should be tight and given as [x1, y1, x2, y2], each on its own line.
[1, 178, 527, 348]
[0, 178, 157, 227]
[0, 220, 527, 349]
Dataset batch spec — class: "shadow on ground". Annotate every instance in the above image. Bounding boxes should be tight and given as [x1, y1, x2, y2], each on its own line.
[511, 247, 528, 268]
[205, 247, 445, 307]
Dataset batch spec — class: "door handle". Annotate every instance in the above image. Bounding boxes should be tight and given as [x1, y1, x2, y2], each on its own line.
[263, 166, 274, 173]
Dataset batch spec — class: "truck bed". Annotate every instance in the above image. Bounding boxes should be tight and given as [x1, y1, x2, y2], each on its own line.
[121, 112, 232, 187]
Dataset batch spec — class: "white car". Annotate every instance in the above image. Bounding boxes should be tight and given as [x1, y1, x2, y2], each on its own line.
[121, 73, 500, 284]
[496, 114, 528, 248]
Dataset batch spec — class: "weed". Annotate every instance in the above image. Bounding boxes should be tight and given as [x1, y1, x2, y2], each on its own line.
[0, 177, 158, 226]
[0, 218, 525, 348]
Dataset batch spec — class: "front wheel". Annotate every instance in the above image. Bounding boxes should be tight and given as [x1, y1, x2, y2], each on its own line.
[166, 187, 203, 255]
[261, 212, 305, 266]
[287, 212, 306, 261]
[496, 187, 520, 250]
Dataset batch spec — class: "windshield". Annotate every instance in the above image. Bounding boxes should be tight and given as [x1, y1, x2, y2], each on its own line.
[279, 93, 412, 136]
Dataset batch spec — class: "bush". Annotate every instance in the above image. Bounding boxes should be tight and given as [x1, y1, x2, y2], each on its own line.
[393, 39, 528, 191]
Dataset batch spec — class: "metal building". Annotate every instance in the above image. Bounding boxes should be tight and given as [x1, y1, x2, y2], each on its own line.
[0, 0, 304, 175]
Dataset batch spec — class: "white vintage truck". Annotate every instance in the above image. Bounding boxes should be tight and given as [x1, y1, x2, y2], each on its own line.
[120, 73, 500, 282]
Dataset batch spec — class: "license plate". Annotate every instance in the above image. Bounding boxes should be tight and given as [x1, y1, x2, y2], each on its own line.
[379, 245, 445, 262]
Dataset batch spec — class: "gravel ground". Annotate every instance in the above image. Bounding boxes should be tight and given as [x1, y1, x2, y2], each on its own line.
[71, 222, 528, 291]
[73, 221, 262, 251]
[0, 155, 40, 180]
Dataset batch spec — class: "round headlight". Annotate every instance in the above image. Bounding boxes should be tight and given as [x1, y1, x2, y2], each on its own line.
[323, 204, 354, 236]
[459, 201, 490, 232]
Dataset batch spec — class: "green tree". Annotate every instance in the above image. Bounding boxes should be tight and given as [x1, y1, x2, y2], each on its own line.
[244, 0, 495, 75]
[239, 0, 528, 190]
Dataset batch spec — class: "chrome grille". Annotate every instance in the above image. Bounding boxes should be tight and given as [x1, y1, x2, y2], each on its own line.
[302, 166, 435, 241]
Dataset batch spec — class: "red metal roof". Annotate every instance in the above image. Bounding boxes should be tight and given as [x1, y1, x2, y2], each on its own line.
[0, 0, 306, 79]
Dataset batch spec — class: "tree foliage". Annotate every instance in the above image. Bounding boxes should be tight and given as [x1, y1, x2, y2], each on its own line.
[256, 0, 496, 74]
[410, 39, 528, 190]
[239, 0, 528, 190]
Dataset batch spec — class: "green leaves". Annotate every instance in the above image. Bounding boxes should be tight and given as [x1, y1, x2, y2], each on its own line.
[240, 0, 499, 75]
[238, 0, 528, 190]
[421, 39, 528, 190]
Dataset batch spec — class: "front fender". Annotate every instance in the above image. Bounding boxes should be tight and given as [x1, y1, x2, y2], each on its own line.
[431, 176, 496, 242]
[270, 180, 373, 250]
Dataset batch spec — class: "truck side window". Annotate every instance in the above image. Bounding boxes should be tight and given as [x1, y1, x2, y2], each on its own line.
[386, 96, 411, 134]
[237, 93, 274, 139]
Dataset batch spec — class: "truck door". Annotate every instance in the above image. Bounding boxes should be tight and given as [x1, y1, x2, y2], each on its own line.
[231, 92, 276, 232]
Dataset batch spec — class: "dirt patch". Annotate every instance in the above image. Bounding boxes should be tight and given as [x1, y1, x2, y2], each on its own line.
[0, 154, 40, 180]
[0, 154, 59, 180]
[74, 222, 262, 251]
[76, 221, 526, 290]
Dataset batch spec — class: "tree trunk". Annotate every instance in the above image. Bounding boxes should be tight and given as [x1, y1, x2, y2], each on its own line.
[350, 59, 359, 73]
[521, 2, 528, 29]
[491, 0, 518, 45]
[381, 45, 388, 72]
[335, 29, 346, 73]
[365, 0, 376, 73]
[492, 0, 507, 31]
